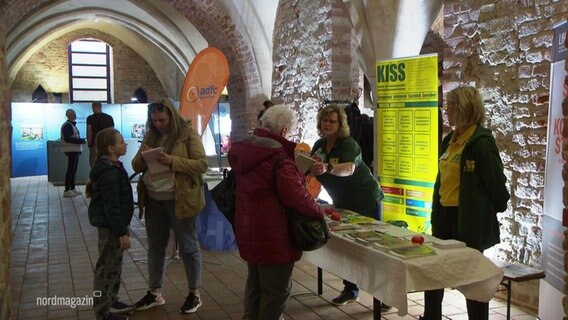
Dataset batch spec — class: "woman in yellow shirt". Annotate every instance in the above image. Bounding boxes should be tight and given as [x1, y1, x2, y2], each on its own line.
[420, 86, 510, 320]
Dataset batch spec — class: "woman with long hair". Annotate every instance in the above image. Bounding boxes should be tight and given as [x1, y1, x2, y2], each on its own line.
[132, 99, 208, 314]
[87, 128, 133, 320]
[420, 86, 510, 320]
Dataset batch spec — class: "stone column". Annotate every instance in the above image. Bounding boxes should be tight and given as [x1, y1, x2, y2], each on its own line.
[0, 21, 12, 320]
[272, 0, 333, 143]
[330, 0, 360, 101]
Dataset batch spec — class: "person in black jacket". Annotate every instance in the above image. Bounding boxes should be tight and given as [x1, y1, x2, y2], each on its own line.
[60, 108, 86, 197]
[86, 128, 134, 320]
[87, 101, 115, 167]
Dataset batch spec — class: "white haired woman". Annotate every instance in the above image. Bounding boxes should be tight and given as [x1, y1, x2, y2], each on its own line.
[228, 104, 324, 320]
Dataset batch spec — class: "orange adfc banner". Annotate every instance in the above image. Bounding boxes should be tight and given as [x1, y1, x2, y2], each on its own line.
[179, 47, 230, 136]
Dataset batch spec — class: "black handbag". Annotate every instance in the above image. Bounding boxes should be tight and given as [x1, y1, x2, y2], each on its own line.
[210, 168, 235, 226]
[286, 208, 330, 251]
[273, 154, 329, 251]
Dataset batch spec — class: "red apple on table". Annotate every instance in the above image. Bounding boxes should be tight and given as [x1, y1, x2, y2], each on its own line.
[411, 235, 425, 245]
[330, 213, 341, 221]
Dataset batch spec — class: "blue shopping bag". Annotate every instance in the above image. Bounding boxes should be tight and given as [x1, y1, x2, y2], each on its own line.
[197, 186, 238, 251]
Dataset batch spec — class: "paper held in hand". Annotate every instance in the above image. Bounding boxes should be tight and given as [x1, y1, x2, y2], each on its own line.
[295, 153, 315, 174]
[141, 147, 170, 175]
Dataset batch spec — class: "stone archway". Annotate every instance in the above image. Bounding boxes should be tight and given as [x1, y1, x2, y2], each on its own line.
[2, 0, 267, 138]
[0, 1, 269, 317]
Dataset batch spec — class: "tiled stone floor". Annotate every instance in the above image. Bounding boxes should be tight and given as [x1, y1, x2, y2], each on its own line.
[9, 176, 538, 319]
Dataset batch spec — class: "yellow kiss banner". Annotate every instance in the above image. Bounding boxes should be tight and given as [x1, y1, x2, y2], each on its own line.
[179, 47, 230, 136]
[375, 54, 439, 233]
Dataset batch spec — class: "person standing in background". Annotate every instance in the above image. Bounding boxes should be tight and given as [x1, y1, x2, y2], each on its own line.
[420, 86, 510, 320]
[61, 108, 86, 198]
[87, 101, 115, 167]
[308, 104, 385, 307]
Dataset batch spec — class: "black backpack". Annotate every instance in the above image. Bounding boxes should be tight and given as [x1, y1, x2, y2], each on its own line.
[210, 169, 235, 226]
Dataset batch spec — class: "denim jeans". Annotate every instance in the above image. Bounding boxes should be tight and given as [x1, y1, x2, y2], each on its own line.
[144, 197, 202, 290]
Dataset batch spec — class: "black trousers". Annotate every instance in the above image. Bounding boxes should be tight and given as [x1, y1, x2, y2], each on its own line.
[64, 152, 80, 191]
[245, 262, 293, 320]
[423, 205, 489, 320]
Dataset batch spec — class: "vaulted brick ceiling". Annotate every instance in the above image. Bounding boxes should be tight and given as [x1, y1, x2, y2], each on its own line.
[2, 0, 441, 104]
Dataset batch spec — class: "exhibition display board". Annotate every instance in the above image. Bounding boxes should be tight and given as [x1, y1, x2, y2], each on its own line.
[375, 54, 439, 232]
[11, 101, 230, 179]
[12, 103, 87, 177]
[11, 102, 145, 178]
[539, 21, 568, 320]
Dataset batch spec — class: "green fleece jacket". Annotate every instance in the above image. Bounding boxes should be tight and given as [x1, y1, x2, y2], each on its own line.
[432, 126, 510, 251]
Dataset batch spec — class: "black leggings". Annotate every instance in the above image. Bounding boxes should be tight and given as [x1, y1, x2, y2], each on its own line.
[423, 206, 489, 320]
[64, 152, 80, 191]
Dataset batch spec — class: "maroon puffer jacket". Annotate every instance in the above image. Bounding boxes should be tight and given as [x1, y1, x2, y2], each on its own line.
[228, 128, 323, 265]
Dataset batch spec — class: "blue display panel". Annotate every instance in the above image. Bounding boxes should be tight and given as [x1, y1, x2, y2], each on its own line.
[12, 103, 92, 177]
[120, 104, 148, 139]
[11, 103, 141, 177]
[12, 103, 50, 176]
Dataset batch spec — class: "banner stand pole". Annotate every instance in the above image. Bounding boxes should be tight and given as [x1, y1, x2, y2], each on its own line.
[216, 102, 223, 170]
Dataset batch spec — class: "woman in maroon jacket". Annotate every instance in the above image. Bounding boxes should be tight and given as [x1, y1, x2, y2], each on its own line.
[228, 104, 324, 320]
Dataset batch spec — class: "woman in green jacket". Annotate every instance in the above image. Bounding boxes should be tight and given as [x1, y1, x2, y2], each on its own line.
[420, 86, 510, 320]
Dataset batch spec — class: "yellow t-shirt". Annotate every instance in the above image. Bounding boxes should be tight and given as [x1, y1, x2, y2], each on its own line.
[438, 125, 477, 207]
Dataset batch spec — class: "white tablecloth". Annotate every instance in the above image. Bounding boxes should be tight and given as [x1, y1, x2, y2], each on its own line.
[302, 225, 504, 316]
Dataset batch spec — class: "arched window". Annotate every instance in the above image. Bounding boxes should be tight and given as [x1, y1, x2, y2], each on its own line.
[32, 85, 48, 103]
[133, 87, 148, 103]
[68, 39, 112, 103]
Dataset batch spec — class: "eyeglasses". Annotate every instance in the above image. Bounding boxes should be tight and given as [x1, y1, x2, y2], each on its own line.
[148, 103, 166, 112]
[321, 119, 339, 124]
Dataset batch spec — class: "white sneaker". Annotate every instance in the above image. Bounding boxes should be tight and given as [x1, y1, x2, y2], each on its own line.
[71, 189, 82, 195]
[63, 190, 76, 197]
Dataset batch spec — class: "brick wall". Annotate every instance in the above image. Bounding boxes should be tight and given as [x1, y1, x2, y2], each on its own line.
[272, 0, 362, 144]
[10, 29, 167, 103]
[163, 0, 261, 141]
[271, 0, 332, 143]
[331, 0, 360, 100]
[443, 0, 568, 312]
[0, 21, 12, 320]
